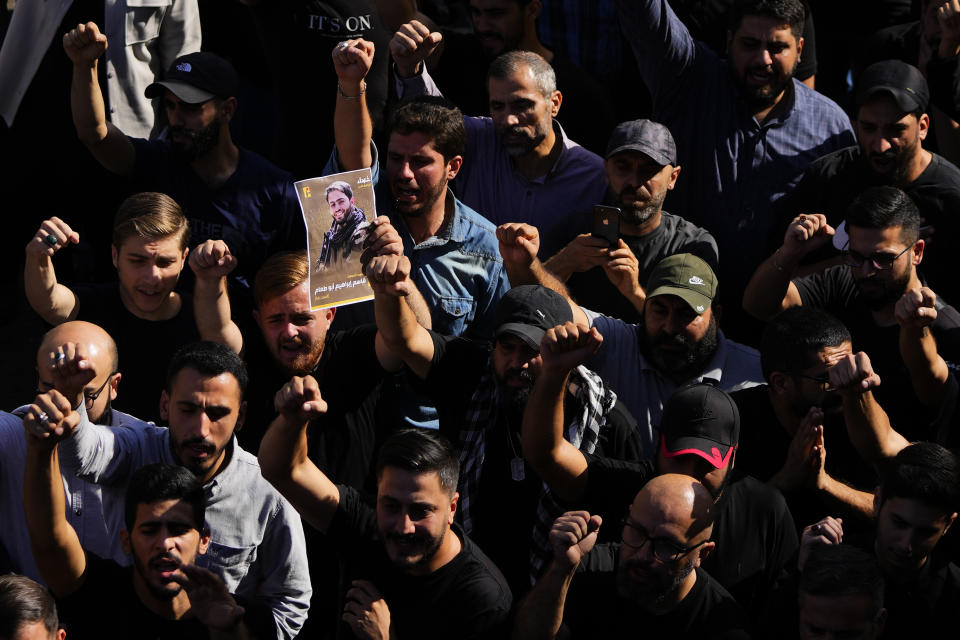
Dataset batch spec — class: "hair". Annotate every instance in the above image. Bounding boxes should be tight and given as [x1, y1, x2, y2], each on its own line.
[388, 95, 466, 163]
[253, 250, 308, 310]
[325, 180, 354, 201]
[728, 0, 805, 38]
[376, 429, 460, 496]
[760, 307, 851, 381]
[878, 442, 960, 513]
[488, 50, 557, 98]
[112, 192, 190, 251]
[165, 341, 248, 395]
[124, 463, 206, 532]
[845, 185, 921, 245]
[0, 574, 59, 638]
[800, 544, 885, 618]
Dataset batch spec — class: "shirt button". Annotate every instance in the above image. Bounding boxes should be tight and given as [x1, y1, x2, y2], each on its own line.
[75, 509, 82, 516]
[106, 72, 113, 79]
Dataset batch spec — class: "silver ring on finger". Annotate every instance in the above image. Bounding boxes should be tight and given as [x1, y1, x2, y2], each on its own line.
[338, 40, 349, 50]
[55, 352, 66, 364]
[37, 411, 50, 426]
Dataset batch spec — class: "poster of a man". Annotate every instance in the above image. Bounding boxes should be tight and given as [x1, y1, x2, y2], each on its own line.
[295, 168, 376, 310]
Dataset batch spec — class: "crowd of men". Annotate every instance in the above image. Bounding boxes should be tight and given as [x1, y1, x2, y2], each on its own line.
[5, 0, 960, 638]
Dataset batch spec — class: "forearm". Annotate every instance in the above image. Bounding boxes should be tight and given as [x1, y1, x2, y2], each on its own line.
[373, 293, 434, 379]
[512, 561, 576, 640]
[899, 326, 951, 407]
[816, 475, 876, 522]
[71, 61, 109, 145]
[743, 249, 800, 320]
[24, 255, 77, 324]
[334, 80, 373, 170]
[193, 278, 244, 354]
[506, 258, 589, 327]
[542, 253, 575, 282]
[402, 280, 433, 330]
[842, 391, 908, 469]
[522, 370, 587, 503]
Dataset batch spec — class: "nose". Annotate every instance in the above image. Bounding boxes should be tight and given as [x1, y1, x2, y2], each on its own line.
[398, 161, 414, 181]
[282, 322, 299, 339]
[662, 309, 685, 336]
[167, 104, 184, 127]
[505, 112, 520, 126]
[144, 263, 163, 282]
[759, 47, 773, 66]
[394, 512, 416, 536]
[871, 136, 892, 154]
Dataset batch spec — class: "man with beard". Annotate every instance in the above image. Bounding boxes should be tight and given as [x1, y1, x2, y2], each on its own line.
[318, 181, 368, 271]
[500, 220, 763, 458]
[390, 27, 608, 258]
[23, 456, 271, 639]
[744, 185, 960, 440]
[545, 119, 718, 323]
[30, 341, 312, 639]
[259, 421, 513, 640]
[0, 321, 154, 583]
[368, 253, 643, 596]
[64, 24, 304, 287]
[613, 0, 855, 342]
[514, 474, 750, 639]
[780, 60, 960, 303]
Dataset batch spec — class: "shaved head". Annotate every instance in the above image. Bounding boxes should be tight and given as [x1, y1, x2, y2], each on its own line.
[632, 473, 715, 540]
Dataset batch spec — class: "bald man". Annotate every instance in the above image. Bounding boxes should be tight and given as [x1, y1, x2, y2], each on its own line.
[515, 474, 750, 639]
[0, 321, 151, 582]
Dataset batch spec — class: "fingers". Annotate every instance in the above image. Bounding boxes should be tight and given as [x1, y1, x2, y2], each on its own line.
[29, 217, 79, 257]
[362, 219, 403, 256]
[23, 390, 74, 440]
[274, 375, 327, 418]
[551, 511, 594, 545]
[542, 322, 602, 355]
[895, 287, 938, 328]
[785, 213, 834, 246]
[802, 516, 844, 545]
[189, 239, 237, 276]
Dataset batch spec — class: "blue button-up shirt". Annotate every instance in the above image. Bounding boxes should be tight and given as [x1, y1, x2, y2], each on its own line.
[58, 405, 311, 640]
[615, 0, 856, 290]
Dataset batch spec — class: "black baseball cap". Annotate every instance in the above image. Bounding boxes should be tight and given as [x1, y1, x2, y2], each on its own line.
[145, 52, 239, 104]
[659, 382, 740, 470]
[605, 119, 677, 166]
[493, 285, 574, 351]
[855, 60, 929, 113]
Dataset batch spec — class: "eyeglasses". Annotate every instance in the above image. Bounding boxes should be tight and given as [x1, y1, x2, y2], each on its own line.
[38, 371, 118, 409]
[621, 518, 708, 562]
[841, 242, 914, 271]
[790, 372, 835, 392]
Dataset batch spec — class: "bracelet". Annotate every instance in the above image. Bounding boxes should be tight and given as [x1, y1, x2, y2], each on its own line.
[338, 81, 366, 100]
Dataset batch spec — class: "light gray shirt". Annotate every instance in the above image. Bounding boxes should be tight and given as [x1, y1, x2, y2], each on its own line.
[58, 404, 311, 640]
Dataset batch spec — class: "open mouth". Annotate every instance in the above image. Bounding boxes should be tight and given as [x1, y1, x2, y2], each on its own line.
[393, 185, 420, 203]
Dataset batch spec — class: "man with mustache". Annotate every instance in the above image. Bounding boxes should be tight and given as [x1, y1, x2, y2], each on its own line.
[545, 119, 718, 323]
[64, 23, 304, 287]
[389, 22, 608, 258]
[744, 185, 960, 442]
[514, 474, 750, 639]
[367, 251, 643, 596]
[26, 341, 312, 639]
[780, 60, 960, 304]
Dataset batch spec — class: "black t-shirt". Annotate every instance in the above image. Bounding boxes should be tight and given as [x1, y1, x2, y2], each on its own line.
[248, 1, 392, 179]
[781, 145, 960, 305]
[328, 484, 513, 640]
[73, 282, 199, 423]
[563, 565, 750, 639]
[424, 332, 645, 594]
[566, 210, 719, 324]
[793, 265, 960, 439]
[57, 553, 272, 640]
[580, 456, 798, 618]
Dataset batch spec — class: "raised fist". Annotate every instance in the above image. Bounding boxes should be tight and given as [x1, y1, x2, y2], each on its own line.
[189, 239, 237, 282]
[26, 217, 79, 260]
[496, 222, 540, 268]
[63, 22, 108, 66]
[332, 38, 375, 87]
[365, 254, 413, 298]
[390, 20, 442, 78]
[895, 287, 938, 331]
[274, 375, 328, 423]
[540, 322, 603, 376]
[782, 214, 834, 258]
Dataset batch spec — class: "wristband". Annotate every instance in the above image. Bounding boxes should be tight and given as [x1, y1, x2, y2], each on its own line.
[338, 81, 366, 100]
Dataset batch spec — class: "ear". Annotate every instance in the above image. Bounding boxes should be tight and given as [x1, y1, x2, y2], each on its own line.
[944, 511, 957, 534]
[235, 400, 247, 433]
[918, 112, 930, 141]
[198, 526, 211, 555]
[769, 371, 793, 396]
[111, 245, 119, 269]
[696, 540, 716, 564]
[220, 96, 238, 123]
[448, 491, 460, 524]
[550, 90, 562, 117]
[668, 165, 681, 189]
[181, 246, 190, 264]
[913, 238, 925, 265]
[796, 36, 804, 60]
[323, 307, 337, 326]
[109, 372, 121, 402]
[120, 529, 131, 555]
[447, 155, 464, 180]
[527, 0, 542, 20]
[159, 389, 170, 422]
[57, 629, 67, 640]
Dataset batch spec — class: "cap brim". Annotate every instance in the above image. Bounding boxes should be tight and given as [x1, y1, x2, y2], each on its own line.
[495, 323, 544, 351]
[145, 80, 216, 104]
[647, 284, 712, 315]
[606, 144, 673, 166]
[859, 86, 923, 113]
[661, 435, 734, 469]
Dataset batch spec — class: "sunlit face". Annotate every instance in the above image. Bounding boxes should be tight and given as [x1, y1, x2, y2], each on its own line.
[327, 189, 354, 223]
[642, 296, 719, 380]
[728, 16, 802, 111]
[874, 495, 955, 577]
[470, 0, 526, 57]
[253, 282, 335, 375]
[121, 499, 209, 601]
[606, 151, 680, 226]
[857, 95, 927, 182]
[787, 341, 852, 418]
[377, 467, 457, 575]
[386, 132, 458, 218]
[846, 224, 920, 311]
[112, 234, 188, 320]
[491, 334, 542, 415]
[489, 67, 559, 157]
[164, 91, 222, 162]
[799, 592, 885, 640]
[160, 368, 245, 484]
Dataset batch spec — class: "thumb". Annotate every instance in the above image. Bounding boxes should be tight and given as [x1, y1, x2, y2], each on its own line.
[303, 400, 328, 415]
[427, 32, 443, 47]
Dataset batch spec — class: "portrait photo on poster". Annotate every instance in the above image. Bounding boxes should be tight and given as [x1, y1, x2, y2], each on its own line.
[295, 168, 377, 310]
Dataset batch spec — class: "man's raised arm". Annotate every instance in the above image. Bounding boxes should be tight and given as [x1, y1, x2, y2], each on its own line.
[522, 323, 603, 503]
[22, 389, 87, 598]
[258, 376, 340, 533]
[63, 22, 135, 176]
[895, 287, 953, 409]
[332, 38, 375, 171]
[390, 20, 444, 100]
[24, 217, 81, 324]
[190, 239, 244, 355]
